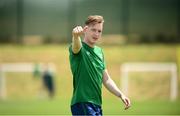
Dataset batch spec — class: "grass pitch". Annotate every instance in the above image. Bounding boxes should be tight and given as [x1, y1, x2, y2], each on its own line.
[0, 98, 180, 115]
[0, 44, 179, 115]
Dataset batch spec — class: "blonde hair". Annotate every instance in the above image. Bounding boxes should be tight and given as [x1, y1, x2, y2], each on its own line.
[85, 15, 104, 25]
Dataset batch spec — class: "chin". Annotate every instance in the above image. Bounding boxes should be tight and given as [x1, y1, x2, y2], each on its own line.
[91, 41, 97, 44]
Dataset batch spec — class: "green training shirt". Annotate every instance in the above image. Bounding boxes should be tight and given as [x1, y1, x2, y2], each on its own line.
[69, 42, 106, 106]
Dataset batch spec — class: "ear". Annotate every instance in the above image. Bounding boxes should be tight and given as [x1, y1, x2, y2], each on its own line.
[83, 26, 88, 32]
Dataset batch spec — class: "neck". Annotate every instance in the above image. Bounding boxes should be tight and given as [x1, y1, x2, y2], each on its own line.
[83, 38, 95, 48]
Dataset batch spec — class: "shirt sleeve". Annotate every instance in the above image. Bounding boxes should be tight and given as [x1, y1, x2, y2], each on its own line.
[101, 48, 106, 70]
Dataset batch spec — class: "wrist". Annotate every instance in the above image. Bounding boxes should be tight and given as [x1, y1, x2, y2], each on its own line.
[73, 35, 80, 39]
[119, 93, 126, 100]
[118, 93, 122, 99]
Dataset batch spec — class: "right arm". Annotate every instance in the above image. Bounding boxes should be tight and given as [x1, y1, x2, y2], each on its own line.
[103, 69, 131, 110]
[72, 26, 83, 54]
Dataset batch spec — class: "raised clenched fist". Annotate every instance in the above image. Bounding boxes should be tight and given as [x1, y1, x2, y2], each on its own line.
[72, 26, 84, 38]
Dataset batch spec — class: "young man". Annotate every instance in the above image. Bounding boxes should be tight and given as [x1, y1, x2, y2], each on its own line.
[69, 15, 131, 115]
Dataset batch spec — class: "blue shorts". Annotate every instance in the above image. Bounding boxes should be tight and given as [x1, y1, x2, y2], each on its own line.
[71, 102, 102, 116]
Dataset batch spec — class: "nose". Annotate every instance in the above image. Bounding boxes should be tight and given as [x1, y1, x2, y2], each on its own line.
[94, 31, 99, 36]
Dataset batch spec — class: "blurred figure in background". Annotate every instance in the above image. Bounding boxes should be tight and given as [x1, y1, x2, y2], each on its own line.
[33, 63, 41, 78]
[42, 64, 55, 98]
[33, 63, 55, 99]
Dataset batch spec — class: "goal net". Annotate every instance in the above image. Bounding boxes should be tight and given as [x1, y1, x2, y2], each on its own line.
[0, 63, 56, 100]
[120, 62, 178, 101]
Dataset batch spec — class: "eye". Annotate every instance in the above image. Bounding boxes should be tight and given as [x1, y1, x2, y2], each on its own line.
[98, 30, 102, 33]
[91, 29, 96, 32]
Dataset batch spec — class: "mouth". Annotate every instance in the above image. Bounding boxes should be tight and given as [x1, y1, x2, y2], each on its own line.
[92, 37, 98, 40]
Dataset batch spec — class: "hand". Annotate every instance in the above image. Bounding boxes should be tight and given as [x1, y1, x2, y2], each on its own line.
[72, 26, 84, 38]
[121, 95, 131, 110]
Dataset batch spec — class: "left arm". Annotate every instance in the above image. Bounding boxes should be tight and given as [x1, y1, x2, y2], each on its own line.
[103, 69, 131, 110]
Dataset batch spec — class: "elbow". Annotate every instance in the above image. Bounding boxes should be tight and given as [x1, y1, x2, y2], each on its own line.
[103, 77, 110, 86]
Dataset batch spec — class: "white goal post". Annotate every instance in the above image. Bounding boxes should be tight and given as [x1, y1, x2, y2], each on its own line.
[120, 62, 178, 101]
[0, 63, 56, 100]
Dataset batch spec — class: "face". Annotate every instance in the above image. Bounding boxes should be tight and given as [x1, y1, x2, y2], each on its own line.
[83, 23, 103, 46]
